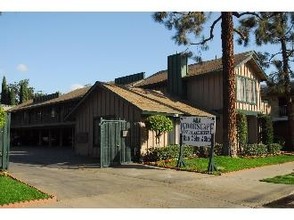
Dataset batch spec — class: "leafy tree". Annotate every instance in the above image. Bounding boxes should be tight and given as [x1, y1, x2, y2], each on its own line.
[145, 115, 173, 144]
[237, 12, 294, 150]
[258, 114, 274, 145]
[5, 79, 35, 104]
[0, 76, 9, 105]
[19, 79, 34, 104]
[8, 87, 16, 105]
[0, 106, 6, 128]
[153, 12, 259, 156]
[8, 82, 20, 104]
[34, 90, 47, 98]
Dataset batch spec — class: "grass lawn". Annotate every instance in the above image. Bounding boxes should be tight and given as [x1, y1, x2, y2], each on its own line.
[260, 173, 294, 185]
[153, 154, 294, 174]
[0, 174, 50, 206]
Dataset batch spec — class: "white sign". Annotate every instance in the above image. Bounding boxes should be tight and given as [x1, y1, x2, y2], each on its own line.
[180, 116, 216, 147]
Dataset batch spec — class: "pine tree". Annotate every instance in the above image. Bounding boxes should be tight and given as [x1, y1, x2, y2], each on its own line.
[8, 82, 20, 104]
[221, 12, 237, 156]
[19, 79, 34, 104]
[153, 12, 260, 156]
[19, 83, 26, 104]
[237, 12, 294, 150]
[9, 88, 16, 105]
[1, 76, 9, 105]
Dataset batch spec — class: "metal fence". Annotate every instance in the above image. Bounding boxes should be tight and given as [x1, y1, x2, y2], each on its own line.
[0, 113, 11, 170]
[99, 119, 131, 167]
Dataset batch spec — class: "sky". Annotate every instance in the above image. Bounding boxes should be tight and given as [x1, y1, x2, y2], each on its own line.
[0, 1, 293, 95]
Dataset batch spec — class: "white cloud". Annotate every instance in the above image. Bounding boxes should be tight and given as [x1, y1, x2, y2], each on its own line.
[16, 64, 28, 73]
[69, 84, 84, 91]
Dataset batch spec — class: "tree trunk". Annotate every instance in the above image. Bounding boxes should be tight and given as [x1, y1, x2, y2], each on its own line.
[280, 14, 294, 150]
[221, 12, 237, 156]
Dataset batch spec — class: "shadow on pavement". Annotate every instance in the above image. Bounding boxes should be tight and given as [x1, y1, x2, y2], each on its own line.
[9, 146, 154, 170]
[111, 164, 159, 169]
[9, 146, 100, 169]
[263, 194, 294, 208]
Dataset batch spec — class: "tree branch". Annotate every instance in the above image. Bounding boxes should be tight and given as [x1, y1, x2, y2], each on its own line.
[285, 23, 294, 39]
[233, 28, 247, 40]
[190, 15, 221, 46]
[269, 51, 283, 62]
[286, 49, 294, 59]
[233, 12, 261, 19]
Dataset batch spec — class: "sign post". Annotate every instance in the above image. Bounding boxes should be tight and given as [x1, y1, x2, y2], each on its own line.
[180, 116, 217, 174]
[176, 134, 186, 168]
[207, 133, 217, 174]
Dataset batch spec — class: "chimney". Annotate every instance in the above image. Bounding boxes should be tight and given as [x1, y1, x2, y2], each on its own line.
[167, 53, 188, 98]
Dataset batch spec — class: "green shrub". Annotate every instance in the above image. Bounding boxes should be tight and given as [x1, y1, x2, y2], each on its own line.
[267, 143, 282, 155]
[258, 114, 273, 145]
[243, 143, 268, 156]
[0, 107, 6, 128]
[237, 112, 248, 148]
[214, 143, 223, 156]
[193, 144, 223, 157]
[273, 136, 285, 147]
[143, 145, 193, 162]
[193, 146, 209, 157]
[145, 115, 173, 144]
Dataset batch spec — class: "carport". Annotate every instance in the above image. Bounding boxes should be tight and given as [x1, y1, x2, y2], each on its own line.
[9, 146, 99, 168]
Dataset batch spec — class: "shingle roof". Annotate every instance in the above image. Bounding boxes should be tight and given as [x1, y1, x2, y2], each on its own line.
[9, 86, 91, 112]
[102, 82, 213, 116]
[136, 51, 267, 88]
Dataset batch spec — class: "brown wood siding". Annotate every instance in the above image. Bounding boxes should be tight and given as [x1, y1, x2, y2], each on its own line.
[186, 72, 223, 111]
[11, 101, 78, 128]
[235, 63, 263, 113]
[186, 63, 264, 114]
[75, 87, 142, 157]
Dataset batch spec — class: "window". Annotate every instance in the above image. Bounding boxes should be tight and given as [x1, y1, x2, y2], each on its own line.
[237, 76, 257, 104]
[237, 77, 246, 102]
[278, 97, 287, 117]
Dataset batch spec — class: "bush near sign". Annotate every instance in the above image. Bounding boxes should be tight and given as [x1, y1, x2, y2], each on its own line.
[180, 116, 216, 147]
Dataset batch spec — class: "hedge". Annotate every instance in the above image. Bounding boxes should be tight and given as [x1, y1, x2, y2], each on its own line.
[143, 145, 193, 162]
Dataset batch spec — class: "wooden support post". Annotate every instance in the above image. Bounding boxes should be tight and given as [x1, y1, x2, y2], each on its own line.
[48, 129, 52, 147]
[38, 130, 42, 146]
[71, 127, 75, 149]
[59, 128, 63, 147]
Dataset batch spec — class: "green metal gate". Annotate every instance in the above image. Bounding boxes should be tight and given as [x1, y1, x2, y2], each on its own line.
[0, 113, 11, 170]
[99, 119, 131, 167]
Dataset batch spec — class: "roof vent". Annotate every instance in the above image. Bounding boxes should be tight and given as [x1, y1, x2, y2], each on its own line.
[33, 92, 60, 104]
[115, 72, 145, 85]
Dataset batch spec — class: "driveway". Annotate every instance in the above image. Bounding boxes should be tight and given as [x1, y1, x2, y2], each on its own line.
[9, 146, 99, 168]
[8, 146, 294, 208]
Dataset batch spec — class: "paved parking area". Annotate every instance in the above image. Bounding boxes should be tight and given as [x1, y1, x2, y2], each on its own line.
[7, 146, 294, 208]
[9, 146, 99, 169]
